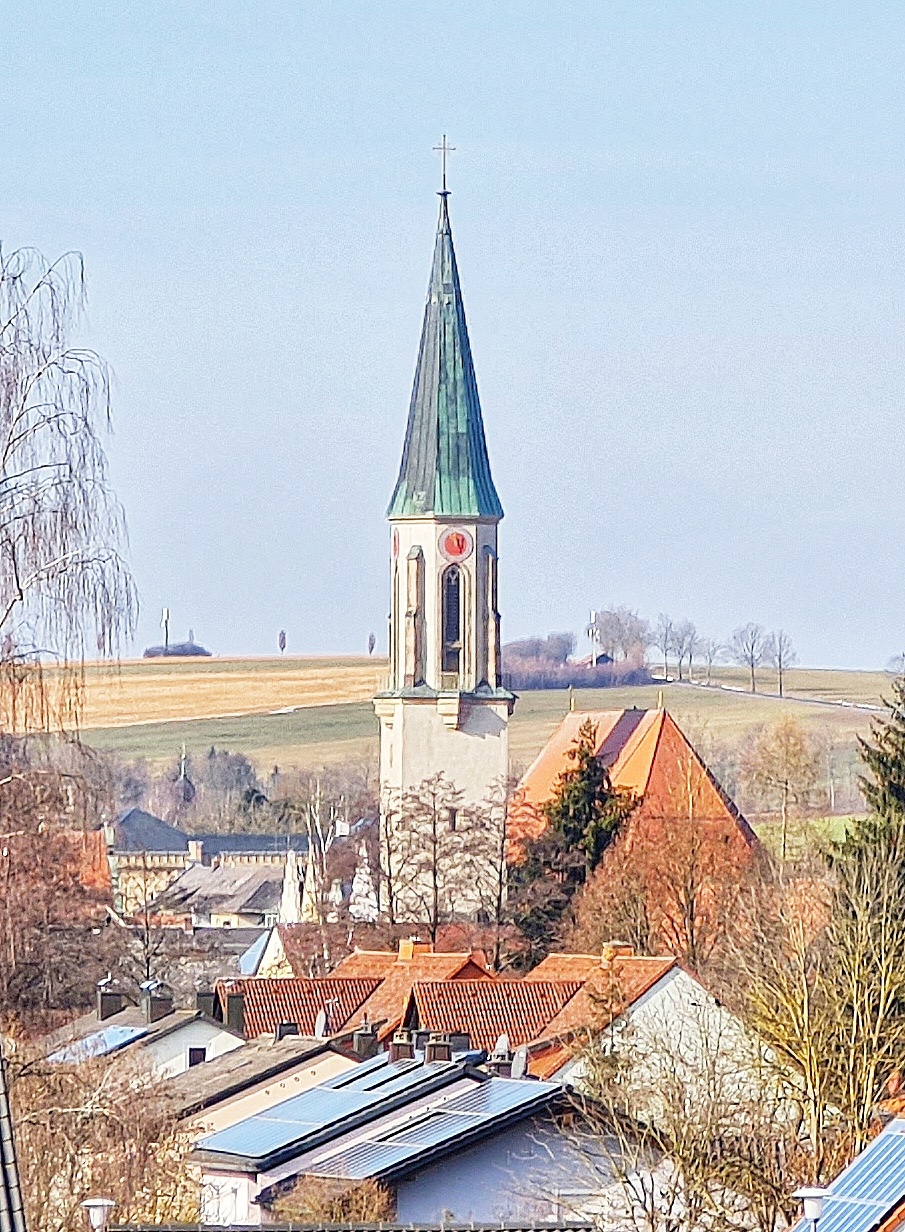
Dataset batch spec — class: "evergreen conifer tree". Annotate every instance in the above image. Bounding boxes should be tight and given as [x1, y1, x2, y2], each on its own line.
[542, 717, 634, 871]
[857, 676, 905, 829]
[510, 719, 635, 965]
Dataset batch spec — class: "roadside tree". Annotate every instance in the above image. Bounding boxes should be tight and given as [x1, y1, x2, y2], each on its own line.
[729, 623, 767, 693]
[765, 629, 797, 698]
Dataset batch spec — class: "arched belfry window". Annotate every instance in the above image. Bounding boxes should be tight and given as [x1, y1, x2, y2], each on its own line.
[441, 565, 462, 677]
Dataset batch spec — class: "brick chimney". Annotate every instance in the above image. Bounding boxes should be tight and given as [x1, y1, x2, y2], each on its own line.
[353, 1021, 379, 1060]
[424, 1033, 452, 1063]
[397, 937, 432, 962]
[389, 1028, 415, 1062]
[601, 941, 634, 968]
[140, 981, 173, 1024]
[96, 978, 125, 1021]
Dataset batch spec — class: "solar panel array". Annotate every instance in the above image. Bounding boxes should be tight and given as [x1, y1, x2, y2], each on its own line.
[302, 1075, 558, 1181]
[199, 1052, 464, 1163]
[813, 1119, 905, 1232]
[47, 1024, 148, 1064]
[198, 1048, 560, 1178]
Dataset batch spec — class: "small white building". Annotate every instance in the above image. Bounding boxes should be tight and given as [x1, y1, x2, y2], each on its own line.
[42, 981, 245, 1081]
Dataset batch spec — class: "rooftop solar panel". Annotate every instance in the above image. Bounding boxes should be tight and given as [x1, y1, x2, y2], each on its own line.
[312, 1140, 415, 1180]
[833, 1129, 905, 1203]
[201, 1088, 374, 1155]
[47, 1024, 148, 1063]
[322, 1053, 388, 1087]
[442, 1078, 552, 1116]
[297, 1076, 561, 1180]
[803, 1119, 905, 1232]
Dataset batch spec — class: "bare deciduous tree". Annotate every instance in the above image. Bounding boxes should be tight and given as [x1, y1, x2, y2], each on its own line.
[382, 774, 470, 940]
[670, 619, 697, 682]
[729, 623, 767, 693]
[0, 246, 137, 726]
[742, 719, 820, 860]
[653, 614, 673, 679]
[589, 607, 651, 664]
[765, 629, 797, 698]
[9, 1053, 196, 1232]
[698, 637, 724, 685]
[566, 1003, 809, 1232]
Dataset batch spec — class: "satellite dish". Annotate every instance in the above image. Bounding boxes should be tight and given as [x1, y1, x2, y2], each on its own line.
[313, 1009, 328, 1039]
[493, 1032, 510, 1057]
[511, 1045, 528, 1079]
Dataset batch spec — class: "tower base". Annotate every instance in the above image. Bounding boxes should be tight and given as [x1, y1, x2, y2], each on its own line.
[374, 689, 515, 922]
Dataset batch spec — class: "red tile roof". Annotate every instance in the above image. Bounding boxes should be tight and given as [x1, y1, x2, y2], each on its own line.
[511, 708, 757, 848]
[540, 957, 676, 1039]
[405, 979, 583, 1051]
[329, 949, 407, 980]
[347, 952, 493, 1039]
[527, 1042, 574, 1080]
[216, 977, 381, 1039]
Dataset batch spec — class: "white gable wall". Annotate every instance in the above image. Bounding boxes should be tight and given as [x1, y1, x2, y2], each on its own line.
[559, 967, 764, 1105]
[141, 1020, 245, 1081]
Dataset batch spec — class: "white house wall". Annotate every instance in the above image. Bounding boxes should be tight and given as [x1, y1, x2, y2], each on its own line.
[141, 1021, 245, 1081]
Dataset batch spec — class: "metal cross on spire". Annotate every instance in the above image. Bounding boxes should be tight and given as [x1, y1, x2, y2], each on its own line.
[433, 134, 455, 195]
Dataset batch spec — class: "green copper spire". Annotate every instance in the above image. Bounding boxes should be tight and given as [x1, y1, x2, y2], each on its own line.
[387, 194, 503, 520]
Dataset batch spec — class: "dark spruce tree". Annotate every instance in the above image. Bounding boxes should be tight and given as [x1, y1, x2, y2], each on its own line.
[510, 719, 635, 966]
[857, 676, 905, 828]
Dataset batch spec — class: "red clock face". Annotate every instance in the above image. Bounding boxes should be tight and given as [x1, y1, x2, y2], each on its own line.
[439, 528, 473, 562]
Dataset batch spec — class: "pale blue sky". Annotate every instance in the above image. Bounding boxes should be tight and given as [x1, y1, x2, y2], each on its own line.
[4, 2, 905, 667]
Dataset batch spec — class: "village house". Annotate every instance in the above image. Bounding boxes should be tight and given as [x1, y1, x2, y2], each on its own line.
[399, 945, 753, 1085]
[101, 807, 308, 915]
[149, 862, 286, 929]
[215, 940, 493, 1041]
[514, 707, 756, 849]
[191, 1039, 630, 1226]
[162, 1034, 360, 1137]
[37, 979, 245, 1080]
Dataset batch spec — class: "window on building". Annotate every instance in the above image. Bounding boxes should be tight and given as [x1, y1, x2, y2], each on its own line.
[188, 1047, 207, 1067]
[446, 808, 458, 832]
[441, 566, 461, 676]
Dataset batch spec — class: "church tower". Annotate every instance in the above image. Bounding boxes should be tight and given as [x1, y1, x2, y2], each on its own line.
[374, 186, 515, 891]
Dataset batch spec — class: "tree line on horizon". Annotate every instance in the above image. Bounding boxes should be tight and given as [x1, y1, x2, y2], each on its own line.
[505, 608, 799, 696]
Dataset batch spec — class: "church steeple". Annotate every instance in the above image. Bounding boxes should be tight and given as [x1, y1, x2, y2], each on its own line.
[375, 170, 514, 922]
[387, 194, 503, 521]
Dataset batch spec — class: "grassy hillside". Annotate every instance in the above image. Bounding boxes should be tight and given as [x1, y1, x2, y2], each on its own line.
[79, 657, 884, 777]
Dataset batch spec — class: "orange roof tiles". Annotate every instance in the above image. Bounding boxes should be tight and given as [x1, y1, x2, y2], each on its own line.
[216, 977, 381, 1038]
[325, 948, 401, 980]
[404, 979, 583, 1051]
[527, 1043, 573, 1080]
[540, 956, 676, 1039]
[524, 954, 609, 982]
[513, 707, 757, 849]
[341, 950, 494, 1039]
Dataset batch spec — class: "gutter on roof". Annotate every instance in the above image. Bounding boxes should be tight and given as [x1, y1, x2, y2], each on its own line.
[192, 1062, 490, 1174]
[175, 1041, 341, 1119]
[348, 1084, 566, 1186]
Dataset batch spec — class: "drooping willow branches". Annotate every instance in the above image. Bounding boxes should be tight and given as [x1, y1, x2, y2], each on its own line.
[0, 245, 137, 729]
